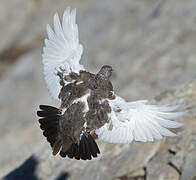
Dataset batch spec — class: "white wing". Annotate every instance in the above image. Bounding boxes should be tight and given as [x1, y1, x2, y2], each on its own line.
[96, 95, 186, 144]
[42, 7, 85, 101]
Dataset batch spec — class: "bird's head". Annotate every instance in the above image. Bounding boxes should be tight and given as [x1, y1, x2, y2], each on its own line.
[97, 65, 113, 79]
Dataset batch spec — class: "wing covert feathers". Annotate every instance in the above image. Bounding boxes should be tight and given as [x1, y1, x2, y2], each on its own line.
[42, 7, 84, 101]
[96, 96, 186, 144]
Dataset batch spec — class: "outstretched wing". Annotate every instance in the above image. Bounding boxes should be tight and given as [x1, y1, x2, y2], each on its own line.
[42, 7, 85, 101]
[95, 95, 186, 144]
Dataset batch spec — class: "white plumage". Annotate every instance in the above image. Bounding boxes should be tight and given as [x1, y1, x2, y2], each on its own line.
[96, 96, 185, 144]
[42, 7, 186, 145]
[42, 7, 84, 101]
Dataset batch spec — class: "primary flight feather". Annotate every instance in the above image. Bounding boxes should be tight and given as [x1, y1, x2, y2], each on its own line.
[37, 7, 186, 160]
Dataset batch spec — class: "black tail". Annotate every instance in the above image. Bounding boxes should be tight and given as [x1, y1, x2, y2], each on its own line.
[37, 105, 100, 160]
[37, 105, 62, 153]
[60, 134, 100, 160]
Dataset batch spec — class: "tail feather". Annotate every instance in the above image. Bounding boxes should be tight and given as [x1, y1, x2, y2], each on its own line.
[83, 135, 92, 160]
[52, 139, 62, 156]
[88, 135, 100, 157]
[43, 128, 58, 137]
[40, 121, 58, 130]
[67, 145, 74, 159]
[67, 144, 76, 159]
[38, 116, 60, 123]
[37, 105, 61, 149]
[79, 137, 87, 160]
[59, 151, 66, 157]
[39, 105, 59, 112]
[37, 105, 100, 160]
[46, 135, 56, 146]
[73, 144, 80, 159]
[74, 144, 80, 160]
[37, 110, 60, 117]
[59, 134, 100, 160]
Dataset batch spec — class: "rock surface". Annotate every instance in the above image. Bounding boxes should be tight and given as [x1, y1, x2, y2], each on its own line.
[1, 0, 196, 179]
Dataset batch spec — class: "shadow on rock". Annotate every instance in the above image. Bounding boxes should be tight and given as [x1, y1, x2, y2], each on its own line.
[55, 172, 70, 180]
[4, 155, 70, 180]
[4, 156, 38, 180]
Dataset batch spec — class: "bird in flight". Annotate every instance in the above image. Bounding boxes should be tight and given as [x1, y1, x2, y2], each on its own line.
[37, 7, 186, 160]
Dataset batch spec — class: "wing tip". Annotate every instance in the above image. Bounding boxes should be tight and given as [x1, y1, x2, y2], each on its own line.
[71, 8, 77, 16]
[174, 122, 184, 128]
[54, 11, 59, 16]
[66, 6, 71, 13]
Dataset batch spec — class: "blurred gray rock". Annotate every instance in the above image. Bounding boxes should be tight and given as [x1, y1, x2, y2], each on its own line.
[1, 0, 196, 98]
[1, 0, 196, 179]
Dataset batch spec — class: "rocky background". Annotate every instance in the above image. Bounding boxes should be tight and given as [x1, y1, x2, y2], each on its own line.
[0, 0, 196, 179]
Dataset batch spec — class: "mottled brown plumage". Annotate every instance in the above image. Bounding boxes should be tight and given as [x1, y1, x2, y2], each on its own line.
[59, 102, 85, 152]
[37, 65, 114, 160]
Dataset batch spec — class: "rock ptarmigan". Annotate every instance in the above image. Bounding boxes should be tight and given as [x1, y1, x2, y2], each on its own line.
[37, 7, 186, 160]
